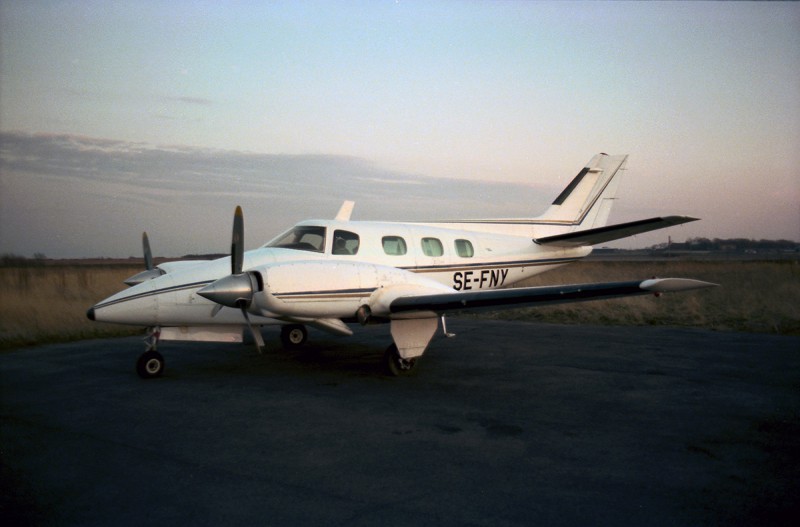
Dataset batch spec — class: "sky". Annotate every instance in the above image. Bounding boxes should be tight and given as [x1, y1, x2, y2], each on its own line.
[1, 1, 798, 258]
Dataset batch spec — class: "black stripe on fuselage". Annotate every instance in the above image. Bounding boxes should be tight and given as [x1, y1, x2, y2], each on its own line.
[92, 256, 582, 309]
[92, 280, 214, 310]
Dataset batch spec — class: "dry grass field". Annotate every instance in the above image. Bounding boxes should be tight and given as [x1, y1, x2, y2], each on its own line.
[1, 259, 798, 349]
[495, 259, 800, 334]
[0, 265, 142, 349]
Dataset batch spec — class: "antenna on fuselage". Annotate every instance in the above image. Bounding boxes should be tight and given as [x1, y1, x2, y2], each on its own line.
[335, 200, 355, 221]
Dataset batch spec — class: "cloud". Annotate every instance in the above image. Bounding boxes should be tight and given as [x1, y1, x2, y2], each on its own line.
[0, 132, 549, 257]
[167, 96, 215, 106]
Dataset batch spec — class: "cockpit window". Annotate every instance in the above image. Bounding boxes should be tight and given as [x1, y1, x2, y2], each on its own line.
[332, 230, 360, 255]
[266, 226, 326, 252]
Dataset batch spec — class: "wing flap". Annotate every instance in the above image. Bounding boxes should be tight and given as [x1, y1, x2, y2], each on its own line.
[307, 318, 354, 336]
[390, 278, 717, 315]
[534, 216, 698, 247]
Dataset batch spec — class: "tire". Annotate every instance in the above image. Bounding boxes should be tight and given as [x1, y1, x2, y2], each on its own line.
[136, 351, 165, 379]
[383, 344, 417, 377]
[280, 324, 308, 350]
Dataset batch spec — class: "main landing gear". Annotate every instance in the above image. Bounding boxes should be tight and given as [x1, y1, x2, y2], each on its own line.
[136, 327, 164, 379]
[280, 324, 308, 350]
[383, 344, 417, 377]
[132, 323, 420, 378]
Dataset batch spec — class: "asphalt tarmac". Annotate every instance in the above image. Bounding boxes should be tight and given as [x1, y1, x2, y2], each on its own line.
[2, 320, 798, 526]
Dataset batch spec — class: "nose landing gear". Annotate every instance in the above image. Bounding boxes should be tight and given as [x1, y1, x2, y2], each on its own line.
[136, 327, 164, 379]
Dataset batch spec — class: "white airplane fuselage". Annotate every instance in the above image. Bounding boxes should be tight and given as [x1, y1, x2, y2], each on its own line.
[91, 219, 590, 329]
[88, 153, 716, 377]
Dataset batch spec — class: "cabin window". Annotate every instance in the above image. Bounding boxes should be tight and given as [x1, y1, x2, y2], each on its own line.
[455, 239, 474, 258]
[332, 230, 360, 255]
[421, 237, 444, 257]
[382, 236, 407, 256]
[266, 226, 326, 252]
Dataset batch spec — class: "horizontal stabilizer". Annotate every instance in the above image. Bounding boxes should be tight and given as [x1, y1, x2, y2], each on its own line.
[534, 216, 698, 247]
[390, 278, 717, 315]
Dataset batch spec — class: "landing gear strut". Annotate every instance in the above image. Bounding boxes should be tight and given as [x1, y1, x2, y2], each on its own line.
[137, 327, 164, 379]
[280, 324, 308, 350]
[383, 344, 417, 377]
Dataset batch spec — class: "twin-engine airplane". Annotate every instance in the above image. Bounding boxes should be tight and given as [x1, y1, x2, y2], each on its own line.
[87, 154, 716, 378]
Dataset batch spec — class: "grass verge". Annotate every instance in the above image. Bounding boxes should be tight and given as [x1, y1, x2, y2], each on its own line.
[1, 259, 798, 350]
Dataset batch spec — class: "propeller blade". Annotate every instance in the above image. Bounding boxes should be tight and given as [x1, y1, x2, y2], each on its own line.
[240, 305, 264, 353]
[201, 205, 262, 352]
[123, 231, 164, 285]
[231, 206, 244, 275]
[143, 232, 154, 271]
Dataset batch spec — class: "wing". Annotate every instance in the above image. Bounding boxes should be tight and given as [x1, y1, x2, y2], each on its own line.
[390, 278, 717, 315]
[534, 216, 697, 247]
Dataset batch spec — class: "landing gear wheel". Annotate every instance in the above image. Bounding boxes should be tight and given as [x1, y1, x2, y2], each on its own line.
[383, 344, 417, 377]
[136, 350, 165, 379]
[280, 324, 308, 350]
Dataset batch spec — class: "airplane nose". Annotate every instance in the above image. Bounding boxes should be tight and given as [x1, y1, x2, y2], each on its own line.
[85, 277, 164, 326]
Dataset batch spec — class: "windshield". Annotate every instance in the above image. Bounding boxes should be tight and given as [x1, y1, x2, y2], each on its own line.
[265, 226, 327, 252]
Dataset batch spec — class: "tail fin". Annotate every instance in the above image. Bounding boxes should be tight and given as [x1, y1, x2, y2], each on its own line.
[537, 153, 628, 229]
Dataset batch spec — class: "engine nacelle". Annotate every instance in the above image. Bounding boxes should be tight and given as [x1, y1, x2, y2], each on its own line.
[251, 260, 451, 319]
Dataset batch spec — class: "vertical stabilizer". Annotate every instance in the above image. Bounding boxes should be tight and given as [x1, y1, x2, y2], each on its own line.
[537, 154, 628, 229]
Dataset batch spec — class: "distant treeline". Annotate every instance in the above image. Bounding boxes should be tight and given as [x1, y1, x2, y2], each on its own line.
[1, 253, 48, 267]
[0, 253, 226, 267]
[2, 240, 797, 267]
[651, 238, 798, 253]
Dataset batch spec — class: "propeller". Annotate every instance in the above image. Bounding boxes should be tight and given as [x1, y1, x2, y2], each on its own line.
[124, 232, 165, 286]
[231, 206, 244, 275]
[144, 231, 154, 271]
[197, 206, 265, 352]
